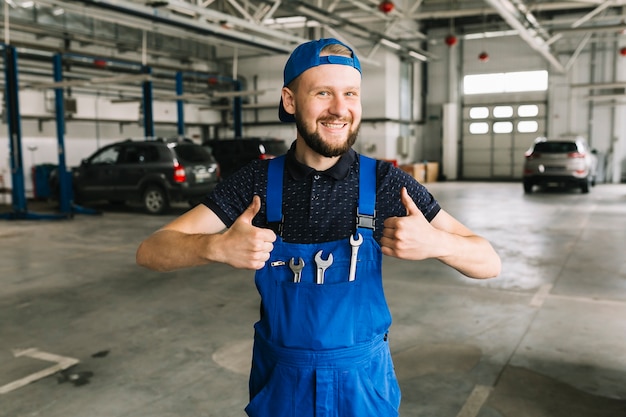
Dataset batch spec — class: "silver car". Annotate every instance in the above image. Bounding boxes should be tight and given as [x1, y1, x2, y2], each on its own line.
[523, 136, 597, 194]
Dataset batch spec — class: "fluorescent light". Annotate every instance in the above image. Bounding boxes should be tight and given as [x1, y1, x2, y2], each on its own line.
[380, 38, 401, 50]
[408, 50, 427, 61]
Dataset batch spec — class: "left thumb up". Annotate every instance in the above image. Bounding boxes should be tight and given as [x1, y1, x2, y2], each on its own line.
[401, 187, 420, 216]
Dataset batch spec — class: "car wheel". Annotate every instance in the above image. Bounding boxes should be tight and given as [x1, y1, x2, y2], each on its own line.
[143, 185, 169, 214]
[523, 181, 533, 194]
[580, 180, 590, 194]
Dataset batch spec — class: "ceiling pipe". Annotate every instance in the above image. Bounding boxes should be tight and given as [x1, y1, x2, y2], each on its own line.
[290, 0, 431, 61]
[409, 2, 617, 21]
[483, 0, 566, 73]
[51, 0, 300, 54]
[145, 0, 304, 43]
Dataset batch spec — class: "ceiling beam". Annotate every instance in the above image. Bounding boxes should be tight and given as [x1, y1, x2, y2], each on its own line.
[484, 0, 566, 73]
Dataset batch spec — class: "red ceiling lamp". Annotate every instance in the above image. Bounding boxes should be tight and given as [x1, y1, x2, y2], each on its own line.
[620, 47, 626, 57]
[478, 51, 489, 62]
[444, 35, 458, 47]
[378, 0, 394, 14]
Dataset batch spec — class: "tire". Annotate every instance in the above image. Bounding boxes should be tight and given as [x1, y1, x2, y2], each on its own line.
[580, 180, 589, 194]
[142, 185, 169, 214]
[523, 180, 533, 194]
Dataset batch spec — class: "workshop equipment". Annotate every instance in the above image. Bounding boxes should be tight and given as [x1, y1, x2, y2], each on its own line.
[289, 257, 304, 283]
[348, 233, 363, 281]
[314, 250, 333, 284]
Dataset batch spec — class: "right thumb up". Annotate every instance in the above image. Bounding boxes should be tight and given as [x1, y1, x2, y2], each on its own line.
[238, 195, 262, 225]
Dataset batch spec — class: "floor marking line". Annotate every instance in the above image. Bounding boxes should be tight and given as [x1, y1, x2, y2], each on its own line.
[456, 385, 493, 417]
[530, 283, 553, 308]
[0, 348, 79, 395]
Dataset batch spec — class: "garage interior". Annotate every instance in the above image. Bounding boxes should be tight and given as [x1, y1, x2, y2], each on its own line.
[1, 1, 626, 416]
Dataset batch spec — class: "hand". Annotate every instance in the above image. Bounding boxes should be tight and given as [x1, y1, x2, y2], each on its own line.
[380, 187, 441, 260]
[218, 195, 276, 270]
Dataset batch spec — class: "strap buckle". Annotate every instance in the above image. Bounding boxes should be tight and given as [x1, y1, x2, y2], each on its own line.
[356, 211, 375, 230]
[267, 216, 284, 237]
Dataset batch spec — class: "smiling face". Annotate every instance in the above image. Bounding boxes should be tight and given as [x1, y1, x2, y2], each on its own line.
[281, 62, 362, 158]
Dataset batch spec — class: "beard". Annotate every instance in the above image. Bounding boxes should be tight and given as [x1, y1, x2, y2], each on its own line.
[295, 114, 359, 158]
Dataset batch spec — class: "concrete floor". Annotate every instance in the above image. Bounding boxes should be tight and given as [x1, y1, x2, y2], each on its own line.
[1, 182, 626, 417]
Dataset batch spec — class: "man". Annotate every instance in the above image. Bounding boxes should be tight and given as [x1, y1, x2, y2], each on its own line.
[137, 38, 500, 417]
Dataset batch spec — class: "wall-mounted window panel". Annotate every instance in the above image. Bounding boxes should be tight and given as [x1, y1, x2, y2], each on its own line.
[493, 121, 513, 133]
[464, 70, 548, 95]
[469, 107, 489, 119]
[493, 106, 513, 118]
[469, 122, 489, 134]
[517, 120, 539, 133]
[518, 104, 539, 117]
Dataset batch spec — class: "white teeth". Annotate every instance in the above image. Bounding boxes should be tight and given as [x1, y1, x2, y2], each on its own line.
[323, 123, 345, 128]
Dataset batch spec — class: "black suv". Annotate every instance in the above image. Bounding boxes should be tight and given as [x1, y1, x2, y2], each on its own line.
[65, 138, 220, 214]
[203, 137, 289, 178]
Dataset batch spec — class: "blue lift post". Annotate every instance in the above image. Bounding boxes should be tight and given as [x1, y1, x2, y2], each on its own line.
[142, 65, 155, 138]
[0, 44, 67, 220]
[175, 71, 244, 138]
[175, 71, 184, 137]
[51, 53, 100, 217]
[52, 54, 72, 215]
[232, 79, 243, 138]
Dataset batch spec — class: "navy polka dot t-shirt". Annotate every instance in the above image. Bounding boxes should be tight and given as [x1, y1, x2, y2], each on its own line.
[203, 146, 441, 244]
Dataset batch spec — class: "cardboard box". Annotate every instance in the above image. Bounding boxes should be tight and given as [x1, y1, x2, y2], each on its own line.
[399, 163, 426, 183]
[399, 162, 439, 183]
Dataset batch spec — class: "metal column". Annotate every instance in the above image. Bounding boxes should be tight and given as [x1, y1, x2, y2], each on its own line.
[175, 71, 185, 137]
[52, 53, 72, 215]
[233, 79, 243, 138]
[142, 65, 155, 138]
[0, 45, 66, 220]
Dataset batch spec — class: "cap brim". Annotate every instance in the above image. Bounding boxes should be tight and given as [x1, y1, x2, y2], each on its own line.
[278, 97, 296, 123]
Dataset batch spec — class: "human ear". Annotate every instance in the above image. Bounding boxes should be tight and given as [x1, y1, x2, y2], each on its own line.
[281, 87, 296, 116]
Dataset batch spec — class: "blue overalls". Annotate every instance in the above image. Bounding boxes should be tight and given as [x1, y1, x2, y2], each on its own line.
[245, 155, 401, 417]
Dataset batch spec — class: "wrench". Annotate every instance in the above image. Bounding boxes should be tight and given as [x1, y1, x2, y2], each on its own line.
[348, 233, 363, 282]
[289, 257, 305, 283]
[314, 250, 333, 284]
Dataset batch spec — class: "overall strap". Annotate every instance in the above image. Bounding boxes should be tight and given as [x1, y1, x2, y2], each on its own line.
[266, 155, 286, 234]
[266, 154, 377, 235]
[357, 155, 377, 232]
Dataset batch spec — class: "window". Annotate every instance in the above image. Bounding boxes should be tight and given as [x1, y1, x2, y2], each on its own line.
[493, 122, 513, 134]
[464, 70, 548, 95]
[91, 146, 120, 164]
[493, 106, 513, 118]
[469, 122, 489, 134]
[518, 105, 539, 117]
[469, 107, 489, 119]
[517, 121, 539, 133]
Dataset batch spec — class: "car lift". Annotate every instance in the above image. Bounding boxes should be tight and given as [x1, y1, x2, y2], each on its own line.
[1, 45, 245, 221]
[0, 44, 70, 220]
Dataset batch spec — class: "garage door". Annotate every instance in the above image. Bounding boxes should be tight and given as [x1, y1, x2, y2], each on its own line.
[462, 102, 546, 180]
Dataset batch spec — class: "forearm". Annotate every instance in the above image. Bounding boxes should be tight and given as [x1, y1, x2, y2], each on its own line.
[434, 230, 501, 279]
[136, 229, 221, 272]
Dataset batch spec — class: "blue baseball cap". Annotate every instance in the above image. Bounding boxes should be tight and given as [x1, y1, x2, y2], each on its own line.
[279, 38, 362, 123]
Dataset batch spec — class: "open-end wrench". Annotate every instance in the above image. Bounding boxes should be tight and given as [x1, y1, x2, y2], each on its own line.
[314, 251, 333, 284]
[289, 257, 305, 283]
[348, 233, 363, 282]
